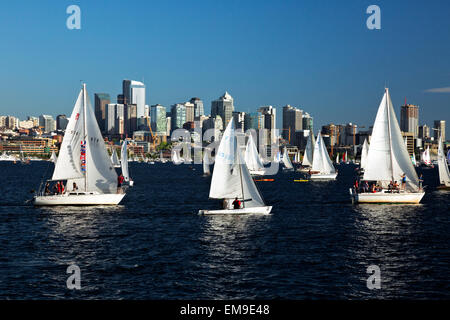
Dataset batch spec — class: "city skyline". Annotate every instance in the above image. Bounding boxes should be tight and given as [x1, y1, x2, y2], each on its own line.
[0, 0, 449, 130]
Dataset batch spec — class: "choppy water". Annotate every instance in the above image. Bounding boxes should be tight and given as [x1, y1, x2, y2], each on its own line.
[0, 161, 448, 299]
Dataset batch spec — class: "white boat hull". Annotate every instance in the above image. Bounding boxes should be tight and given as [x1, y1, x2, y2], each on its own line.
[310, 172, 337, 180]
[199, 206, 272, 215]
[249, 169, 266, 176]
[349, 188, 425, 204]
[34, 193, 126, 206]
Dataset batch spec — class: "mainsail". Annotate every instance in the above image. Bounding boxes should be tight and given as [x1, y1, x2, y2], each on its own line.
[438, 137, 450, 186]
[209, 118, 265, 208]
[244, 134, 265, 172]
[422, 147, 431, 165]
[312, 132, 335, 174]
[363, 88, 419, 191]
[282, 147, 294, 170]
[50, 151, 57, 163]
[360, 139, 369, 169]
[121, 140, 130, 182]
[111, 148, 120, 167]
[302, 133, 314, 166]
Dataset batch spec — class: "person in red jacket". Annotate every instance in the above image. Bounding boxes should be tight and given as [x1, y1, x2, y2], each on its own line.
[232, 197, 241, 209]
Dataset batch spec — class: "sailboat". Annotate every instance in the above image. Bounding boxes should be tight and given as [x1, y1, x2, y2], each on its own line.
[19, 144, 30, 164]
[282, 147, 294, 171]
[437, 136, 450, 189]
[172, 148, 184, 165]
[110, 148, 121, 168]
[349, 88, 425, 204]
[299, 133, 314, 172]
[33, 84, 126, 206]
[360, 139, 369, 170]
[203, 149, 211, 177]
[120, 140, 134, 186]
[244, 134, 266, 176]
[49, 151, 58, 163]
[335, 153, 340, 165]
[310, 132, 337, 180]
[421, 146, 432, 167]
[199, 118, 272, 215]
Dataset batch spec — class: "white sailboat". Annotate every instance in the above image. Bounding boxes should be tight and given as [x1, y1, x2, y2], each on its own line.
[350, 88, 425, 204]
[335, 153, 340, 164]
[120, 140, 134, 186]
[172, 148, 184, 165]
[203, 148, 211, 176]
[299, 133, 314, 172]
[421, 146, 432, 166]
[49, 151, 58, 163]
[110, 148, 121, 168]
[360, 139, 369, 170]
[199, 118, 272, 215]
[310, 132, 337, 180]
[437, 136, 450, 189]
[34, 84, 126, 206]
[282, 147, 294, 171]
[244, 134, 266, 176]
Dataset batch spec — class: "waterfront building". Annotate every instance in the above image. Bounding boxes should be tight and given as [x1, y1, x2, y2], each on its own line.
[400, 104, 419, 138]
[211, 92, 234, 128]
[94, 93, 110, 133]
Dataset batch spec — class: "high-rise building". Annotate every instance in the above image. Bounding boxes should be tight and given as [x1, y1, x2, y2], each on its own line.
[302, 112, 313, 132]
[418, 125, 430, 140]
[56, 114, 69, 131]
[123, 80, 146, 118]
[105, 104, 125, 135]
[282, 105, 303, 142]
[400, 104, 419, 138]
[244, 112, 259, 131]
[115, 104, 125, 135]
[434, 120, 446, 141]
[171, 103, 186, 131]
[151, 104, 167, 136]
[258, 106, 277, 156]
[211, 92, 234, 128]
[94, 93, 110, 133]
[184, 102, 195, 123]
[190, 97, 204, 118]
[39, 115, 56, 133]
[27, 116, 39, 127]
[126, 104, 137, 136]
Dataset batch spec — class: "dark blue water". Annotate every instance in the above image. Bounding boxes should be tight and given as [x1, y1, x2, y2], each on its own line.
[0, 161, 449, 299]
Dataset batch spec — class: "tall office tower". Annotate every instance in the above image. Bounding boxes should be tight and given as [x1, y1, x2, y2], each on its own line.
[343, 123, 358, 146]
[39, 115, 56, 133]
[105, 104, 116, 134]
[123, 79, 146, 118]
[184, 102, 195, 123]
[94, 93, 110, 133]
[434, 120, 446, 140]
[321, 124, 338, 146]
[302, 112, 313, 132]
[190, 97, 204, 118]
[211, 92, 234, 128]
[418, 125, 430, 140]
[400, 104, 419, 138]
[244, 112, 260, 131]
[115, 104, 125, 135]
[258, 106, 277, 156]
[151, 104, 167, 136]
[56, 114, 69, 131]
[232, 111, 246, 132]
[171, 103, 186, 131]
[126, 104, 137, 136]
[117, 94, 125, 104]
[282, 105, 303, 142]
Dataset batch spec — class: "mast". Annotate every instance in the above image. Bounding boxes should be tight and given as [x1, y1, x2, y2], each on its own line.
[238, 140, 245, 208]
[83, 83, 88, 191]
[385, 88, 395, 183]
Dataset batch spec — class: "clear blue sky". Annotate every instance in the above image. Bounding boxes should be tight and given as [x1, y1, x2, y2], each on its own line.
[1, 0, 449, 131]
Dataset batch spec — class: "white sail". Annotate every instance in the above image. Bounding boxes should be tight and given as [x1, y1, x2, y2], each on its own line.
[282, 147, 294, 169]
[244, 134, 265, 171]
[302, 133, 314, 166]
[422, 147, 431, 165]
[121, 140, 130, 182]
[203, 149, 211, 175]
[50, 151, 57, 163]
[111, 148, 120, 167]
[438, 137, 450, 186]
[312, 132, 335, 174]
[363, 88, 419, 191]
[209, 118, 265, 208]
[360, 139, 369, 169]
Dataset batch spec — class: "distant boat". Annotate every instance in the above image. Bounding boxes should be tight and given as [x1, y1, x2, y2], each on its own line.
[121, 140, 134, 186]
[172, 148, 184, 165]
[360, 139, 369, 170]
[421, 146, 432, 167]
[33, 83, 126, 206]
[203, 148, 211, 177]
[199, 118, 272, 215]
[350, 88, 425, 204]
[310, 132, 337, 180]
[244, 134, 265, 176]
[437, 136, 450, 189]
[335, 153, 339, 164]
[299, 133, 314, 172]
[282, 147, 294, 171]
[49, 151, 58, 163]
[110, 148, 121, 168]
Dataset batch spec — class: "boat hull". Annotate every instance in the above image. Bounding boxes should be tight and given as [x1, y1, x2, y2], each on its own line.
[349, 188, 425, 204]
[33, 193, 126, 206]
[249, 170, 266, 176]
[310, 173, 337, 180]
[199, 206, 272, 215]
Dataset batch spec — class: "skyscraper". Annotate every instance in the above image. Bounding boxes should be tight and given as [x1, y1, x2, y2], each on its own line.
[39, 115, 56, 133]
[190, 97, 204, 118]
[211, 92, 234, 128]
[151, 104, 167, 136]
[184, 102, 195, 123]
[282, 105, 303, 142]
[105, 104, 125, 135]
[302, 112, 313, 132]
[123, 80, 146, 119]
[434, 120, 446, 141]
[94, 93, 110, 133]
[400, 104, 419, 138]
[56, 114, 69, 131]
[171, 103, 186, 131]
[126, 104, 137, 136]
[418, 125, 430, 140]
[258, 106, 277, 156]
